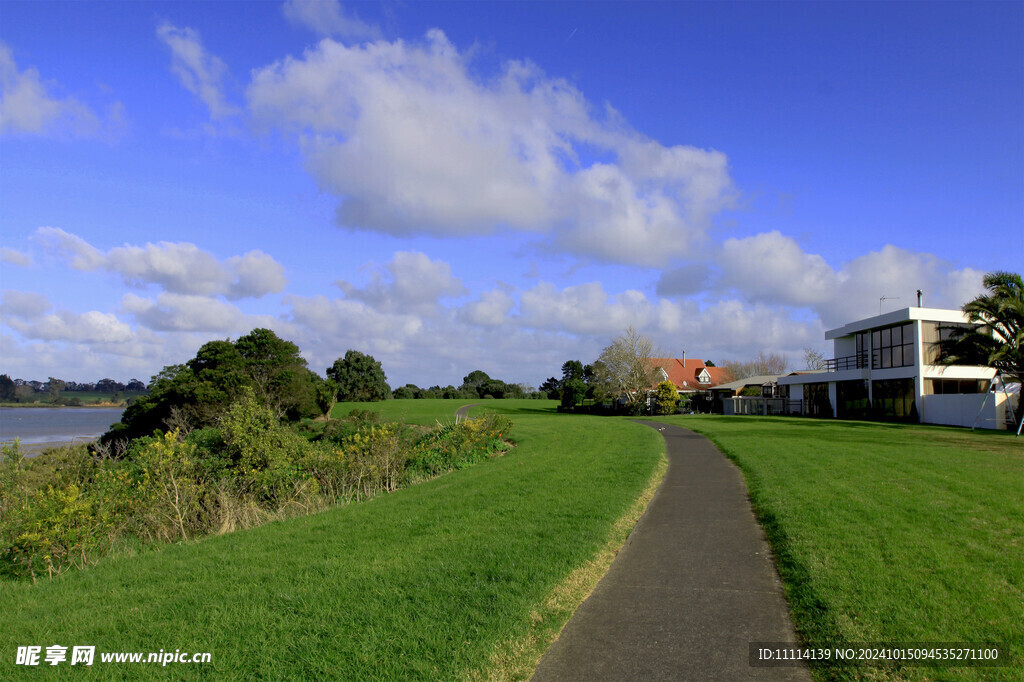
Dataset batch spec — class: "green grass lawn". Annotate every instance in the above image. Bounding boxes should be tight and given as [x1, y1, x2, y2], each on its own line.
[648, 415, 1023, 681]
[331, 397, 488, 425]
[1, 401, 663, 679]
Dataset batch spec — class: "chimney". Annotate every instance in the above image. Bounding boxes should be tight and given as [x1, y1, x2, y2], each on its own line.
[681, 350, 686, 364]
[916, 289, 923, 307]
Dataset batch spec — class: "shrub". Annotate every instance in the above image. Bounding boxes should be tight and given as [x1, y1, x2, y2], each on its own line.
[128, 430, 206, 543]
[219, 387, 316, 506]
[1, 402, 515, 581]
[1, 441, 135, 581]
[653, 381, 680, 415]
[408, 413, 512, 478]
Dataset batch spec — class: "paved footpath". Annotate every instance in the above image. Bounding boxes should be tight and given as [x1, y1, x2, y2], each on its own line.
[532, 421, 809, 681]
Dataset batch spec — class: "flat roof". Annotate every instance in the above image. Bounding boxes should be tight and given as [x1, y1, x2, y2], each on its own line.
[825, 307, 969, 340]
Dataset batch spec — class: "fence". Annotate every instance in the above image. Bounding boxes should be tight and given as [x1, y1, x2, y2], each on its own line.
[723, 397, 804, 416]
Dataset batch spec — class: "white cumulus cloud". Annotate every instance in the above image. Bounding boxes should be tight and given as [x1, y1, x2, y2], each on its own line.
[282, 0, 381, 40]
[157, 23, 238, 120]
[1, 290, 51, 319]
[336, 251, 466, 314]
[6, 309, 133, 344]
[719, 231, 839, 306]
[32, 228, 287, 299]
[826, 245, 985, 326]
[121, 293, 272, 333]
[248, 30, 736, 266]
[0, 247, 33, 267]
[459, 290, 515, 327]
[0, 42, 102, 136]
[519, 281, 655, 336]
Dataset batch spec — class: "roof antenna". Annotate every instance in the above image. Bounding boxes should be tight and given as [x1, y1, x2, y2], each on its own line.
[879, 295, 899, 315]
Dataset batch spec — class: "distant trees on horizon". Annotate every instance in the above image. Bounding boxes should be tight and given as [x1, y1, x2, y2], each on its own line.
[0, 374, 148, 403]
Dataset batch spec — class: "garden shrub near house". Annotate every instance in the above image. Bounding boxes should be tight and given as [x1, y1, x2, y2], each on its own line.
[652, 380, 680, 415]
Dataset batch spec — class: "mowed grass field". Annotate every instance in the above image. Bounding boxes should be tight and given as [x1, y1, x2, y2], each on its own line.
[648, 415, 1023, 681]
[0, 400, 665, 680]
[332, 397, 484, 425]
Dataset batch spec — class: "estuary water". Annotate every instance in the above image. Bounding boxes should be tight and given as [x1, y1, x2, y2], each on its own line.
[0, 407, 124, 454]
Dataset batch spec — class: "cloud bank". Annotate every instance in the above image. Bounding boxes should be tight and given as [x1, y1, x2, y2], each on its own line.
[33, 228, 286, 299]
[248, 30, 736, 267]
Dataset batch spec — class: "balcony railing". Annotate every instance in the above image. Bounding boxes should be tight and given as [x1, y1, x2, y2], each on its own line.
[825, 352, 869, 372]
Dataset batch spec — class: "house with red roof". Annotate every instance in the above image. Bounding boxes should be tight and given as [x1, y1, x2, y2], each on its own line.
[647, 356, 732, 394]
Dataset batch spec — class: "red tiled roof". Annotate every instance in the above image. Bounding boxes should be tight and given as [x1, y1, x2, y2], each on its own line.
[647, 358, 732, 390]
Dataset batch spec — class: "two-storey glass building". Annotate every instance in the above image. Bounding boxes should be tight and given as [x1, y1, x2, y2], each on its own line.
[778, 307, 1016, 429]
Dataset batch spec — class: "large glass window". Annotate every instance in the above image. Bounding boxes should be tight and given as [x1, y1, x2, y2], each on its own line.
[836, 380, 869, 419]
[872, 323, 914, 369]
[926, 379, 990, 395]
[922, 322, 978, 364]
[872, 378, 917, 421]
[803, 382, 831, 417]
[854, 332, 870, 368]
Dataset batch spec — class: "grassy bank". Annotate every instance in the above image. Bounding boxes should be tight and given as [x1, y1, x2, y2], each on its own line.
[649, 415, 1023, 681]
[1, 401, 663, 679]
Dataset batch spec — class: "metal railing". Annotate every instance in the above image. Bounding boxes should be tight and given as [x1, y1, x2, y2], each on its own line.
[825, 352, 869, 372]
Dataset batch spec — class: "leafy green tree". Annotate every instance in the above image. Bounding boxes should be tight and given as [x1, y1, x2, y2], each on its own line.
[234, 328, 314, 417]
[47, 377, 66, 401]
[439, 385, 464, 399]
[126, 379, 147, 392]
[328, 350, 391, 402]
[315, 378, 338, 422]
[96, 378, 124, 393]
[103, 329, 318, 446]
[103, 365, 200, 445]
[13, 385, 36, 403]
[0, 374, 17, 401]
[187, 340, 247, 420]
[560, 377, 587, 409]
[653, 381, 680, 415]
[539, 376, 561, 400]
[461, 370, 491, 395]
[936, 271, 1024, 386]
[392, 384, 419, 400]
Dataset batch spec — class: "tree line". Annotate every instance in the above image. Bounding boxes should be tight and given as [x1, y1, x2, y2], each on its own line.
[101, 328, 540, 445]
[103, 329, 392, 444]
[391, 369, 544, 401]
[0, 375, 147, 404]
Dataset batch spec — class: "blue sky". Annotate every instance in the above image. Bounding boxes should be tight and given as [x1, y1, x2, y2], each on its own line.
[1, 0, 1021, 388]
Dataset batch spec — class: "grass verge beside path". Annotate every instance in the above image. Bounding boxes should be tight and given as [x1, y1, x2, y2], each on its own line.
[647, 415, 1023, 681]
[1, 401, 663, 680]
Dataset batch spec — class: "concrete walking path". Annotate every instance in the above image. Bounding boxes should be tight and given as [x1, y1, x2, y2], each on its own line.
[531, 421, 809, 681]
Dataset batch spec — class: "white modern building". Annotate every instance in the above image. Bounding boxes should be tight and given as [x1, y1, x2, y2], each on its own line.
[778, 307, 1019, 430]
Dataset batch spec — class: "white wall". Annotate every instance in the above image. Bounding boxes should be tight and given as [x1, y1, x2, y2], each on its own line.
[921, 393, 1017, 430]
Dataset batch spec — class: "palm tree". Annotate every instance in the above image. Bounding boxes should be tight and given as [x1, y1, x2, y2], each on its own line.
[937, 272, 1022, 384]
